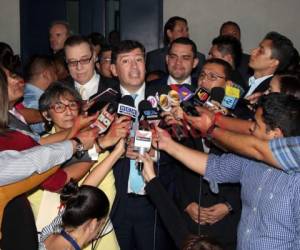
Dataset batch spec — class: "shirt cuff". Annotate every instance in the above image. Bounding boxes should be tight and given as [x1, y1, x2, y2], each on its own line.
[203, 154, 220, 194]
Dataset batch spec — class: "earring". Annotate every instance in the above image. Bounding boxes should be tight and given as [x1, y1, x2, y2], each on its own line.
[47, 119, 52, 126]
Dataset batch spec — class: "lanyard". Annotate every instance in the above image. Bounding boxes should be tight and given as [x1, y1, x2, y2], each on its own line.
[60, 229, 81, 250]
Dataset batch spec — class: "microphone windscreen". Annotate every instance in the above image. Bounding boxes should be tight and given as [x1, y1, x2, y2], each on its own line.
[117, 95, 137, 119]
[211, 87, 225, 103]
[119, 95, 135, 107]
[107, 102, 118, 114]
[138, 100, 153, 113]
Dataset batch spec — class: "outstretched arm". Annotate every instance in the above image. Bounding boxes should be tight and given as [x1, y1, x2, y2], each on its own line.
[153, 127, 208, 175]
[83, 139, 125, 186]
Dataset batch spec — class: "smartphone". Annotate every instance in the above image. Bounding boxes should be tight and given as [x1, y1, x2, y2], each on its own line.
[87, 88, 120, 115]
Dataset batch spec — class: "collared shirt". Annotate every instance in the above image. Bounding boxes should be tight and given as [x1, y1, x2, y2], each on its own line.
[120, 83, 146, 194]
[23, 83, 45, 134]
[244, 75, 273, 97]
[270, 136, 300, 174]
[75, 72, 100, 100]
[167, 75, 192, 86]
[0, 140, 73, 185]
[120, 82, 146, 107]
[204, 153, 300, 250]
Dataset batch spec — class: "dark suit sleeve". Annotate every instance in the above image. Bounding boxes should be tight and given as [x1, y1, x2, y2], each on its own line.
[145, 177, 190, 249]
[217, 183, 241, 212]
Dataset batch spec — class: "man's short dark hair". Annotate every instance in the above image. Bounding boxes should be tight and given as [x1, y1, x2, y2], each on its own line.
[258, 93, 300, 137]
[264, 32, 295, 73]
[99, 44, 112, 58]
[64, 35, 93, 55]
[168, 37, 197, 58]
[203, 58, 233, 80]
[212, 35, 242, 68]
[24, 55, 55, 81]
[219, 21, 241, 35]
[87, 32, 105, 48]
[111, 40, 145, 64]
[164, 16, 187, 45]
[275, 71, 300, 99]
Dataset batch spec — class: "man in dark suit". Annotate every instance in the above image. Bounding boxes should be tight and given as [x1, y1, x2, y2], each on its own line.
[234, 32, 295, 120]
[146, 16, 205, 78]
[149, 37, 199, 90]
[244, 32, 294, 97]
[108, 40, 176, 250]
[64, 35, 118, 100]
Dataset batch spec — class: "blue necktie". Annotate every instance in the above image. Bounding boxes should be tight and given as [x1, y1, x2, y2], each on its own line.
[128, 94, 144, 194]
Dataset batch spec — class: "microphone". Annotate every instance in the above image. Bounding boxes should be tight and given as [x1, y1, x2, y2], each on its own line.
[117, 95, 137, 119]
[181, 87, 225, 118]
[168, 89, 180, 107]
[134, 101, 154, 171]
[221, 85, 242, 110]
[177, 84, 194, 102]
[90, 102, 117, 134]
[207, 87, 225, 107]
[138, 100, 161, 127]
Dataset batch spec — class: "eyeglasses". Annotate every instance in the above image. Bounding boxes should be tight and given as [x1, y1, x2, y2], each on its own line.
[199, 71, 225, 81]
[99, 57, 112, 64]
[49, 101, 80, 113]
[66, 55, 93, 67]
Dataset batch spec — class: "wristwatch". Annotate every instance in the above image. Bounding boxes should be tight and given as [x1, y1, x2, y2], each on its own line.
[224, 202, 233, 213]
[72, 137, 85, 159]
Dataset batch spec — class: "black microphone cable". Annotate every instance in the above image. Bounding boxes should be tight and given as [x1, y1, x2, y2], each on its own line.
[152, 139, 160, 250]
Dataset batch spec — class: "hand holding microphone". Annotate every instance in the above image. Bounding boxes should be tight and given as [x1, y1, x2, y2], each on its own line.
[138, 153, 156, 183]
[183, 106, 217, 135]
[90, 103, 117, 134]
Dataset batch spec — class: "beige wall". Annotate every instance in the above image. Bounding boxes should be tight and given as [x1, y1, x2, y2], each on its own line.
[1, 0, 299, 57]
[164, 0, 300, 55]
[0, 0, 20, 54]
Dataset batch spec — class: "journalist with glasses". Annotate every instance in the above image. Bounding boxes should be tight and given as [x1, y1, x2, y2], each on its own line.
[64, 35, 118, 102]
[26, 81, 123, 250]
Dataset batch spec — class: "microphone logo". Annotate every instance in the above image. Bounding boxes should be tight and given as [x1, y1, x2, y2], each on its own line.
[117, 104, 137, 119]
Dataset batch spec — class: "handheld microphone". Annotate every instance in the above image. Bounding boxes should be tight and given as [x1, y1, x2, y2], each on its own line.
[117, 95, 137, 119]
[221, 85, 242, 110]
[178, 85, 194, 102]
[91, 102, 117, 134]
[168, 89, 180, 107]
[138, 100, 161, 127]
[190, 87, 225, 110]
[134, 104, 154, 172]
[205, 87, 225, 108]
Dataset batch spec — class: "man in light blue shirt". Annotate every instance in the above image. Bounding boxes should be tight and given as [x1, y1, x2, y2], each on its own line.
[23, 55, 57, 134]
[156, 93, 300, 250]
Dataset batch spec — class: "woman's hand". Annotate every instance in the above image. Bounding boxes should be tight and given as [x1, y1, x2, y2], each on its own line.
[113, 138, 126, 157]
[139, 153, 156, 182]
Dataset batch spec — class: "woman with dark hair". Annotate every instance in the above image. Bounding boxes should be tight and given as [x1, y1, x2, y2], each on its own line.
[0, 67, 8, 132]
[39, 137, 125, 250]
[40, 181, 110, 250]
[29, 81, 123, 250]
[0, 49, 100, 250]
[0, 60, 42, 250]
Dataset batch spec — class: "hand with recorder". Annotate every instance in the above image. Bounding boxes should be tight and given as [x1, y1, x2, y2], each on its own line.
[95, 96, 134, 152]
